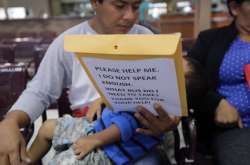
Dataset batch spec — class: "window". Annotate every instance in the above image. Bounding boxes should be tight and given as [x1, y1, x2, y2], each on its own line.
[176, 1, 192, 14]
[148, 3, 167, 20]
[7, 7, 26, 19]
[0, 8, 6, 20]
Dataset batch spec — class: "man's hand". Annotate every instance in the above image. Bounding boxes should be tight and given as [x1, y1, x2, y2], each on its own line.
[86, 98, 103, 122]
[72, 136, 101, 160]
[215, 99, 243, 128]
[134, 103, 180, 137]
[0, 119, 31, 165]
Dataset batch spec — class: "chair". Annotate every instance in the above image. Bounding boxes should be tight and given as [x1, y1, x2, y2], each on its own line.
[179, 113, 215, 165]
[0, 44, 15, 63]
[39, 31, 57, 38]
[0, 33, 16, 41]
[18, 32, 38, 38]
[39, 31, 57, 44]
[14, 42, 38, 60]
[157, 115, 197, 165]
[175, 117, 197, 165]
[0, 63, 27, 119]
[41, 88, 71, 122]
[23, 45, 48, 80]
[0, 63, 35, 146]
[33, 45, 48, 68]
[14, 42, 40, 75]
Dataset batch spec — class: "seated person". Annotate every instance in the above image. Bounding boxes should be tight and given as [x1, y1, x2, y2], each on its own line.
[187, 1, 250, 164]
[25, 56, 207, 165]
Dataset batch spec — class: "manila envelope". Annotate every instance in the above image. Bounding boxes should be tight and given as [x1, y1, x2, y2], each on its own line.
[64, 34, 187, 116]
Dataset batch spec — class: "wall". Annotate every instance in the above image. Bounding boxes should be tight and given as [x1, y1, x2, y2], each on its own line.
[0, 17, 88, 35]
[160, 12, 232, 38]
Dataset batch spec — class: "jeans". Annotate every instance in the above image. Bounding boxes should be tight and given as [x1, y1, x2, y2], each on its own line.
[214, 128, 250, 165]
[133, 150, 162, 165]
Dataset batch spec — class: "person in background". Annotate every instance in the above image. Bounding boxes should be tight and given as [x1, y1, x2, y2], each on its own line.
[0, 0, 180, 164]
[188, 0, 250, 164]
[138, 0, 160, 34]
[25, 56, 207, 165]
[139, 0, 150, 22]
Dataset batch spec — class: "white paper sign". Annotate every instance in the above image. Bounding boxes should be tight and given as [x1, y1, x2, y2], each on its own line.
[82, 57, 181, 116]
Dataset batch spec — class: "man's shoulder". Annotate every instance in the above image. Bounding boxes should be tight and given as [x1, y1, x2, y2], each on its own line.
[59, 21, 89, 37]
[130, 24, 153, 34]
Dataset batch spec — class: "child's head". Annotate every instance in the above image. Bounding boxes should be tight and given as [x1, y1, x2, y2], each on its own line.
[183, 56, 208, 110]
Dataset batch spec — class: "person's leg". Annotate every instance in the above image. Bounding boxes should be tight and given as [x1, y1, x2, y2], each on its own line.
[27, 119, 57, 163]
[214, 128, 250, 165]
[132, 149, 163, 165]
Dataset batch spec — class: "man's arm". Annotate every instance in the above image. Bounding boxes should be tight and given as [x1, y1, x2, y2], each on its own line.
[0, 111, 31, 165]
[10, 34, 72, 122]
[4, 110, 30, 128]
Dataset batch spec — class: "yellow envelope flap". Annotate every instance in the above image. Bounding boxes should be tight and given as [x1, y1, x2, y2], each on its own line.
[64, 33, 181, 55]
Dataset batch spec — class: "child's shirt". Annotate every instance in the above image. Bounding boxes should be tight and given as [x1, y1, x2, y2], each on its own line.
[94, 108, 162, 165]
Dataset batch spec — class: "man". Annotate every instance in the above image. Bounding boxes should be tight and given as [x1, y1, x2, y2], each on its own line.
[0, 0, 180, 164]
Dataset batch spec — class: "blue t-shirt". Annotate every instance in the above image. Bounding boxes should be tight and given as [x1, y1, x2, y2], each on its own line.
[218, 37, 250, 127]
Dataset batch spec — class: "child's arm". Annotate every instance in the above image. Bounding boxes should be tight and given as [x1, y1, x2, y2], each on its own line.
[73, 109, 140, 160]
[72, 124, 120, 159]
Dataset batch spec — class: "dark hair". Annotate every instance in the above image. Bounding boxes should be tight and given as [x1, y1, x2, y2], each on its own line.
[227, 0, 246, 16]
[227, 0, 245, 4]
[183, 56, 208, 110]
[97, 0, 103, 3]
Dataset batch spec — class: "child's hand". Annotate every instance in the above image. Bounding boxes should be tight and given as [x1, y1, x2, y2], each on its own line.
[72, 136, 101, 160]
